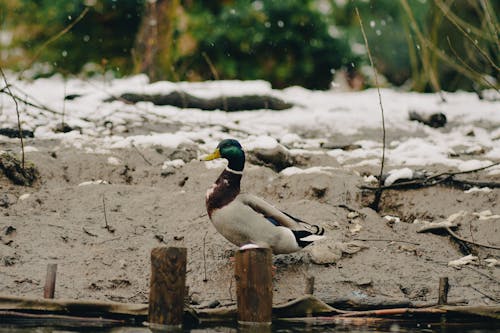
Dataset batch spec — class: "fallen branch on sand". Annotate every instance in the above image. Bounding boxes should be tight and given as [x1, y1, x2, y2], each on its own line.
[360, 162, 500, 191]
[105, 91, 293, 111]
[444, 227, 500, 250]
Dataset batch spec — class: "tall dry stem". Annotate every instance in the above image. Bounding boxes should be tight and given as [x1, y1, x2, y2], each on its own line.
[355, 8, 386, 212]
[0, 67, 25, 168]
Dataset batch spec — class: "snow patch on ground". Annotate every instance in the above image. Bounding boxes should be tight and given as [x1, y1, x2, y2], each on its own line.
[0, 74, 498, 172]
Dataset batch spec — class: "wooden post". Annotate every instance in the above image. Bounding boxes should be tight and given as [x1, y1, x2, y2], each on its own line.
[234, 247, 273, 326]
[438, 277, 449, 305]
[305, 276, 315, 295]
[148, 247, 187, 329]
[43, 263, 57, 299]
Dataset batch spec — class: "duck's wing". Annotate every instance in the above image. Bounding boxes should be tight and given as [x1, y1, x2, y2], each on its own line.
[238, 193, 324, 235]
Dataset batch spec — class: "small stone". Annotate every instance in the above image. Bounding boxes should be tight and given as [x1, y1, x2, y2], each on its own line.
[310, 184, 327, 198]
[347, 211, 360, 219]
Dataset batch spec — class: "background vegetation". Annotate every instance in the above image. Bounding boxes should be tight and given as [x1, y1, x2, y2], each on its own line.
[0, 0, 498, 91]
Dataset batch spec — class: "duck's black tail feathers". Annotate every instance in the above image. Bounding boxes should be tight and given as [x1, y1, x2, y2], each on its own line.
[281, 210, 325, 236]
[292, 230, 325, 248]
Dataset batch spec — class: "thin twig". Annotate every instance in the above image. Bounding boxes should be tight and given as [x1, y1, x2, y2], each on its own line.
[131, 141, 152, 166]
[435, 0, 499, 71]
[19, 7, 90, 80]
[468, 285, 499, 302]
[0, 67, 25, 169]
[202, 52, 228, 111]
[402, 0, 498, 93]
[361, 161, 500, 191]
[202, 231, 209, 282]
[353, 238, 420, 246]
[82, 227, 98, 237]
[463, 265, 499, 284]
[479, 0, 500, 51]
[445, 227, 500, 250]
[355, 8, 386, 212]
[4, 84, 62, 115]
[400, 0, 446, 100]
[446, 37, 498, 91]
[102, 194, 115, 233]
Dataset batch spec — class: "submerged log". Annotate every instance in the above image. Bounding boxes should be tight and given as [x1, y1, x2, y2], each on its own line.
[107, 91, 293, 111]
[1, 295, 499, 325]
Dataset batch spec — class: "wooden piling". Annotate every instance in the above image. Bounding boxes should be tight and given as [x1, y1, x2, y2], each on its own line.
[234, 247, 273, 325]
[148, 247, 187, 329]
[43, 264, 57, 299]
[305, 276, 315, 295]
[438, 277, 449, 305]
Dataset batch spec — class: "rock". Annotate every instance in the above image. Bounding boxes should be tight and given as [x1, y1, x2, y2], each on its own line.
[347, 211, 360, 219]
[0, 194, 11, 208]
[168, 144, 198, 163]
[0, 128, 34, 138]
[309, 184, 327, 198]
[249, 144, 294, 172]
[0, 153, 38, 186]
[310, 239, 368, 265]
[320, 142, 362, 151]
[409, 110, 447, 128]
[54, 122, 82, 133]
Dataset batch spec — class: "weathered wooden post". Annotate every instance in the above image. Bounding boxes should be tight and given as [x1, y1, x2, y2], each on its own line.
[148, 247, 187, 330]
[234, 247, 273, 326]
[305, 275, 315, 295]
[438, 276, 449, 305]
[43, 263, 57, 299]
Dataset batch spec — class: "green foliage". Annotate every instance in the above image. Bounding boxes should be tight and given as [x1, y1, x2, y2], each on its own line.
[4, 0, 144, 76]
[2, 0, 497, 91]
[184, 0, 355, 89]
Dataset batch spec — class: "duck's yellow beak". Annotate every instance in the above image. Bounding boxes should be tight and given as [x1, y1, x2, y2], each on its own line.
[203, 148, 221, 161]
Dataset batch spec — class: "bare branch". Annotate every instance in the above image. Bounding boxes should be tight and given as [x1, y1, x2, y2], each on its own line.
[19, 7, 90, 79]
[400, 0, 445, 99]
[446, 37, 498, 91]
[355, 8, 386, 212]
[435, 0, 499, 71]
[0, 67, 25, 168]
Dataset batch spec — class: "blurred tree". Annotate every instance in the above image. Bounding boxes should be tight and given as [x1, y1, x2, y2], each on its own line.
[133, 0, 180, 82]
[1, 0, 496, 91]
[2, 0, 144, 77]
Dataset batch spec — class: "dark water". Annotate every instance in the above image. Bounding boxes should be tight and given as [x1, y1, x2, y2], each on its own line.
[1, 321, 499, 333]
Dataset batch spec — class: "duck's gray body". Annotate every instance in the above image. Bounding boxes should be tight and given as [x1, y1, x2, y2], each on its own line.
[206, 166, 325, 254]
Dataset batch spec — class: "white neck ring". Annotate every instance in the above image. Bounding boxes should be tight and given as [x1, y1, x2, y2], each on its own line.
[225, 166, 243, 175]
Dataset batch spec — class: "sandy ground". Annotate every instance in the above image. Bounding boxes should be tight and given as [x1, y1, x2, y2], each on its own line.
[0, 137, 499, 309]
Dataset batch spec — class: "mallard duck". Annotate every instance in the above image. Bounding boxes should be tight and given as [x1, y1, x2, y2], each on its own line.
[204, 139, 325, 254]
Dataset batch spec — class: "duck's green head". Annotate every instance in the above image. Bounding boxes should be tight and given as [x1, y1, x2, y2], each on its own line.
[204, 139, 245, 171]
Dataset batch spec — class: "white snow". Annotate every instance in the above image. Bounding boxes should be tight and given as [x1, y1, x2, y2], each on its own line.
[384, 168, 413, 186]
[162, 159, 185, 170]
[464, 187, 492, 194]
[107, 157, 122, 165]
[78, 180, 109, 186]
[448, 254, 478, 268]
[280, 166, 337, 176]
[0, 73, 498, 174]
